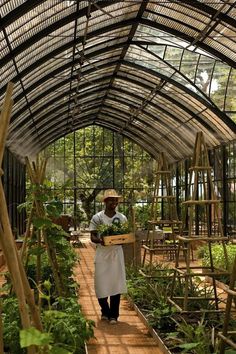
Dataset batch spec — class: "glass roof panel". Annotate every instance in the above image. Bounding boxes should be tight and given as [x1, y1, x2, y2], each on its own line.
[84, 27, 131, 50]
[126, 45, 176, 75]
[210, 61, 231, 109]
[6, 2, 75, 48]
[114, 77, 150, 96]
[21, 56, 71, 89]
[0, 34, 9, 60]
[143, 2, 236, 64]
[0, 60, 16, 91]
[76, 2, 139, 38]
[146, 1, 209, 26]
[14, 24, 74, 68]
[80, 66, 115, 81]
[0, 0, 24, 17]
[78, 80, 110, 94]
[225, 70, 236, 114]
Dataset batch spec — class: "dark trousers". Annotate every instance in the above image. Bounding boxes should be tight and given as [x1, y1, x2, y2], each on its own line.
[98, 294, 121, 320]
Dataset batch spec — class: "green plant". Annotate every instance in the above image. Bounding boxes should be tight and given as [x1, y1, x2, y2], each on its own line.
[3, 292, 95, 354]
[97, 220, 130, 236]
[146, 297, 177, 332]
[134, 204, 152, 229]
[166, 316, 214, 353]
[25, 223, 79, 300]
[198, 243, 236, 283]
[2, 295, 25, 353]
[42, 297, 94, 353]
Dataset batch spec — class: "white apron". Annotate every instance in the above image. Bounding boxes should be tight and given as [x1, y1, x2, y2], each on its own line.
[94, 244, 127, 299]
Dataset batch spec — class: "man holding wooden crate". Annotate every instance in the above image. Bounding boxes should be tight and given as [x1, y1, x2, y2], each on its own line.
[89, 189, 127, 325]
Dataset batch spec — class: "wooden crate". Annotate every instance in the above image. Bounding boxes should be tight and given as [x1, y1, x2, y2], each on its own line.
[103, 233, 135, 246]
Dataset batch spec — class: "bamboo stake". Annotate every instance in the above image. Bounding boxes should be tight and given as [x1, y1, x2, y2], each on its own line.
[14, 242, 43, 331]
[0, 83, 41, 353]
[0, 179, 42, 327]
[20, 203, 35, 261]
[0, 83, 14, 164]
[36, 229, 42, 309]
[0, 84, 32, 331]
[26, 157, 65, 296]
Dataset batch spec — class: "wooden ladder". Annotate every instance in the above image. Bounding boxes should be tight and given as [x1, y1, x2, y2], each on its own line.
[142, 152, 181, 267]
[169, 131, 229, 312]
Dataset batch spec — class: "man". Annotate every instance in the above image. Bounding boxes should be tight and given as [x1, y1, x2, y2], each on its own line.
[89, 189, 127, 325]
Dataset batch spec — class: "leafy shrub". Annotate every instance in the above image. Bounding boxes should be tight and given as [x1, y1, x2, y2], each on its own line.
[43, 297, 94, 353]
[26, 225, 79, 299]
[166, 316, 214, 353]
[2, 295, 94, 354]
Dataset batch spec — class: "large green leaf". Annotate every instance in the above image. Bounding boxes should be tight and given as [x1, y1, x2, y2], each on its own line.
[20, 327, 52, 347]
[179, 342, 200, 350]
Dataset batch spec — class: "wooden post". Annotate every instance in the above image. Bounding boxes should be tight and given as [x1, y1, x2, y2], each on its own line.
[0, 83, 14, 163]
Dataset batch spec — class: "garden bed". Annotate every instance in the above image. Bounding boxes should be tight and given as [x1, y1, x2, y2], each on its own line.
[125, 264, 236, 353]
[127, 296, 172, 354]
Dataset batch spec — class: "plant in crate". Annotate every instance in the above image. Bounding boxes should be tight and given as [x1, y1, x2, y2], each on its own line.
[97, 219, 134, 245]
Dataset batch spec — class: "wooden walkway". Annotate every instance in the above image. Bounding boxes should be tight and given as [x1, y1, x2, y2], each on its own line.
[73, 233, 163, 354]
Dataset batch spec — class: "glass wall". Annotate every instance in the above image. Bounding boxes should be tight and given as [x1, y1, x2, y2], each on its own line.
[39, 127, 236, 234]
[2, 148, 26, 237]
[3, 128, 235, 237]
[40, 126, 154, 225]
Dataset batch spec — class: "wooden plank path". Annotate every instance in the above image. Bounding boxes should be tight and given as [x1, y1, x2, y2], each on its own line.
[73, 233, 163, 354]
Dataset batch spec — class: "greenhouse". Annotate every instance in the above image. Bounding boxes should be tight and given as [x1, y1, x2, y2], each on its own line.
[0, 1, 236, 353]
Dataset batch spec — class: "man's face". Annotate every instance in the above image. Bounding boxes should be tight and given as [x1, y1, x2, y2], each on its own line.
[105, 197, 119, 210]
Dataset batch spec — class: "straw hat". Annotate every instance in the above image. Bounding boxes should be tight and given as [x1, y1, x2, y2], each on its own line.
[102, 189, 122, 202]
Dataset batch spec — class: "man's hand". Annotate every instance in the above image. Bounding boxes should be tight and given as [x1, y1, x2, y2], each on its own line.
[91, 231, 104, 245]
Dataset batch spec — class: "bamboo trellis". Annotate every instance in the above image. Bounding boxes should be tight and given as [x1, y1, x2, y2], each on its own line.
[169, 131, 230, 313]
[0, 83, 42, 354]
[24, 157, 65, 298]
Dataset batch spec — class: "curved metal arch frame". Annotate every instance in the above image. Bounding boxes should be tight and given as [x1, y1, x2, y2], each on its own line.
[9, 91, 192, 163]
[10, 58, 236, 138]
[0, 0, 236, 161]
[10, 92, 192, 159]
[6, 39, 235, 134]
[1, 1, 236, 67]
